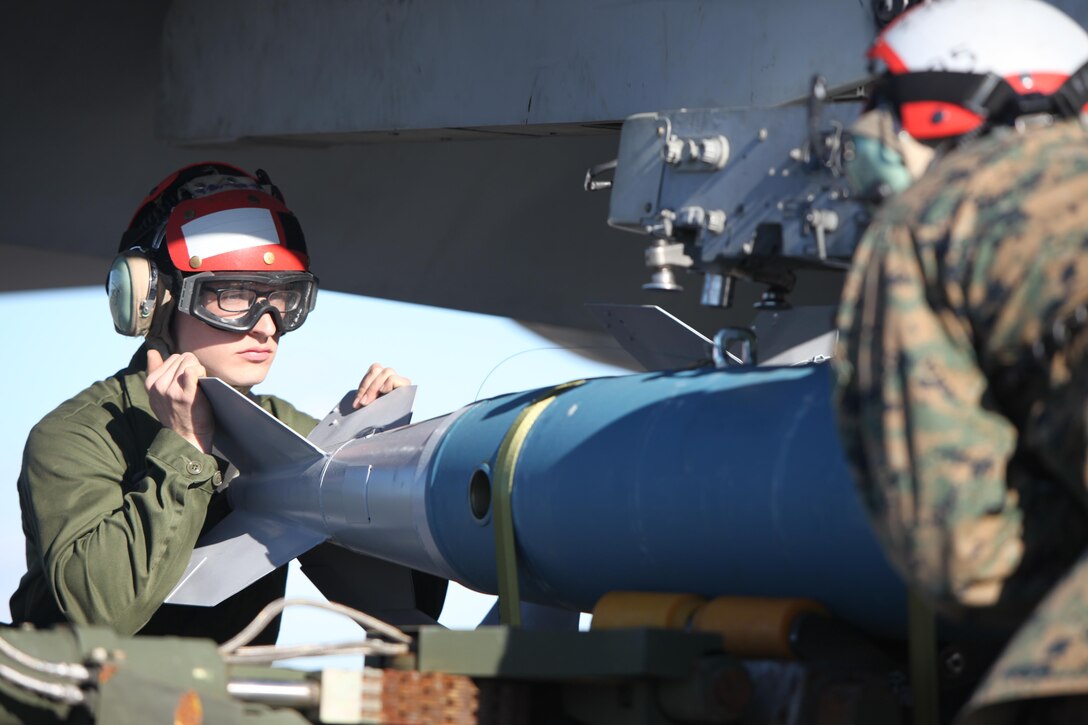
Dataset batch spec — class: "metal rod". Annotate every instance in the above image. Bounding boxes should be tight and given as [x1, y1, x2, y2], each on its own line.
[227, 679, 320, 709]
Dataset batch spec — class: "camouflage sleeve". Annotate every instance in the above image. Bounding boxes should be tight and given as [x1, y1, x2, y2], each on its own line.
[836, 117, 1088, 721]
[833, 212, 1026, 616]
[964, 549, 1088, 719]
[834, 123, 1088, 625]
[959, 163, 1088, 711]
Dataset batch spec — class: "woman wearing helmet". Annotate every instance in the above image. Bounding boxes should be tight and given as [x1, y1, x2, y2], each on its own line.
[8, 163, 421, 645]
[836, 1, 1088, 722]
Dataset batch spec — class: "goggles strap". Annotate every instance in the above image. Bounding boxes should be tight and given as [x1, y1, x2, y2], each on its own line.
[1054, 60, 1088, 118]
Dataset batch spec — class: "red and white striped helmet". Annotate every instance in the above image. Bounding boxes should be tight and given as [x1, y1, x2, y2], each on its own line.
[869, 0, 1088, 143]
[121, 161, 310, 274]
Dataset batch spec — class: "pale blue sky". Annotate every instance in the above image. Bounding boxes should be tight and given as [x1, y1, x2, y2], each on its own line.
[0, 287, 628, 666]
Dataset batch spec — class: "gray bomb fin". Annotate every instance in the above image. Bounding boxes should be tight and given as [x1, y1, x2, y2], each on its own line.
[170, 381, 418, 607]
[198, 377, 325, 474]
[165, 510, 326, 606]
[586, 303, 714, 371]
[168, 378, 329, 607]
[298, 544, 445, 627]
[307, 385, 416, 450]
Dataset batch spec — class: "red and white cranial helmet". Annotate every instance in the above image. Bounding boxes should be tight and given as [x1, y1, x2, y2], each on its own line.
[122, 161, 310, 274]
[869, 0, 1088, 143]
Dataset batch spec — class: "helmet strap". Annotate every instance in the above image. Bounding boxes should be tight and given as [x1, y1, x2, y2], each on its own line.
[887, 68, 1088, 143]
[1053, 60, 1088, 118]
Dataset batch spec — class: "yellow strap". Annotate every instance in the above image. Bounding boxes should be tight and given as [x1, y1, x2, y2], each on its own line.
[492, 381, 585, 626]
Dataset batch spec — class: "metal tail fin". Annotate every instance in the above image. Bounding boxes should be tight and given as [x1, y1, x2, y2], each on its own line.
[167, 378, 329, 607]
[165, 511, 326, 606]
[307, 385, 416, 449]
[167, 381, 419, 608]
[198, 377, 326, 473]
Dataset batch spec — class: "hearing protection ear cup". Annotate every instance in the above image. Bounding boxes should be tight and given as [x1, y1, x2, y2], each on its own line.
[107, 252, 158, 337]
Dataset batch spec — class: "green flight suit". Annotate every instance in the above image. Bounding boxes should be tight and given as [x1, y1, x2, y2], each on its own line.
[9, 345, 317, 644]
[835, 119, 1088, 722]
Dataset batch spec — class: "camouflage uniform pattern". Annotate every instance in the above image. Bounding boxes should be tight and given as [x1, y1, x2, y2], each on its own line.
[834, 119, 1088, 722]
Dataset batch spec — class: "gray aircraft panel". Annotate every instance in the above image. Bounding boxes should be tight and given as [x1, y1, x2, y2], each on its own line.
[752, 307, 838, 366]
[586, 304, 713, 372]
[159, 0, 875, 142]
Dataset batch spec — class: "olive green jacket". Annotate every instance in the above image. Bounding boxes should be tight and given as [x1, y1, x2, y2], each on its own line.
[9, 346, 317, 644]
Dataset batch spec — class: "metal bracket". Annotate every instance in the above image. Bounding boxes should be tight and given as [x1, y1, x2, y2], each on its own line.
[663, 134, 730, 171]
[584, 159, 617, 192]
[804, 208, 840, 260]
[713, 328, 757, 367]
[643, 239, 692, 292]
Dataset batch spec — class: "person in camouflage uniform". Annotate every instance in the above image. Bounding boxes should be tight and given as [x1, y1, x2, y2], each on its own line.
[837, 116, 1088, 724]
[833, 1, 1088, 722]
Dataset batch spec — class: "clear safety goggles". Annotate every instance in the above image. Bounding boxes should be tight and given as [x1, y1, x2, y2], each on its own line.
[176, 271, 318, 333]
